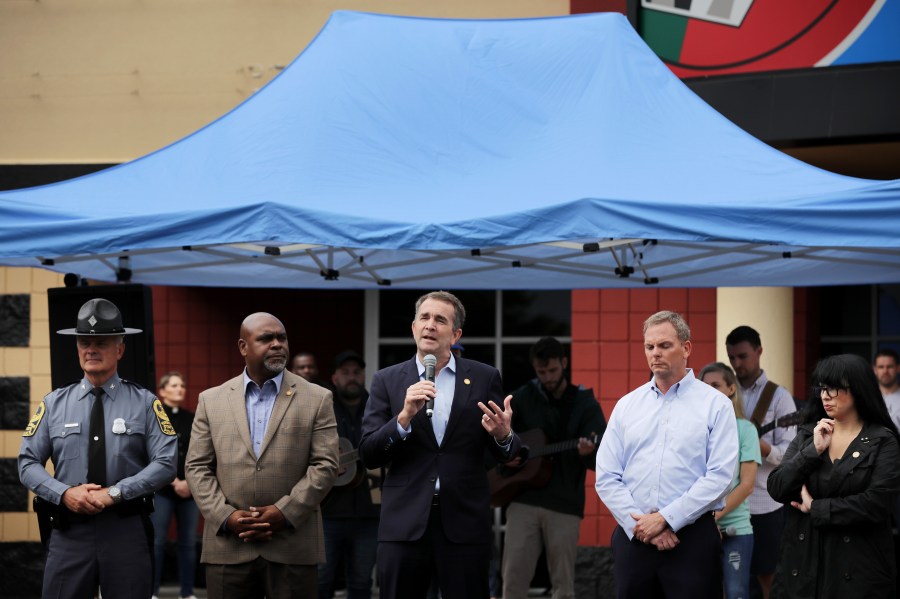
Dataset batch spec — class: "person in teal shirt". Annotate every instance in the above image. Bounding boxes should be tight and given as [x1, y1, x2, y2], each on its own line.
[700, 362, 762, 599]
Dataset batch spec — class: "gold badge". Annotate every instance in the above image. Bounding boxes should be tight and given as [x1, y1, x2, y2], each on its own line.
[23, 402, 46, 437]
[464, 378, 471, 385]
[153, 399, 176, 436]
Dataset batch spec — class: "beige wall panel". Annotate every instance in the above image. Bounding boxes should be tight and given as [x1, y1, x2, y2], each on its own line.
[716, 287, 794, 395]
[30, 374, 54, 403]
[1, 0, 568, 163]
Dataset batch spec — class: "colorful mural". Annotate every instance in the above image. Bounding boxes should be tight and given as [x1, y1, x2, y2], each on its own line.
[639, 0, 900, 77]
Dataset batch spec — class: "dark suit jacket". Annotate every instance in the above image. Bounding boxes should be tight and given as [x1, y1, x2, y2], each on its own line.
[360, 356, 520, 544]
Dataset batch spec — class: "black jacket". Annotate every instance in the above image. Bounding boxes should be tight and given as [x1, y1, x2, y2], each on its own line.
[321, 392, 381, 519]
[767, 422, 900, 598]
[509, 379, 606, 517]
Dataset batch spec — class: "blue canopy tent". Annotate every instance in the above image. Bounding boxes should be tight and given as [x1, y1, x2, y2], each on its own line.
[1, 11, 898, 289]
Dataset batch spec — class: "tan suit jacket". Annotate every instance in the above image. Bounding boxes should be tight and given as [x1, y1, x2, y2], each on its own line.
[186, 369, 338, 565]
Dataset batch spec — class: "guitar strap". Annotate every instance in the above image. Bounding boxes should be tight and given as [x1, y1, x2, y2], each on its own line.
[750, 381, 779, 427]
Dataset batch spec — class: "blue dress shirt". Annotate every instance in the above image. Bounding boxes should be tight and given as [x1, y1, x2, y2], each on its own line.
[595, 369, 738, 538]
[243, 369, 284, 458]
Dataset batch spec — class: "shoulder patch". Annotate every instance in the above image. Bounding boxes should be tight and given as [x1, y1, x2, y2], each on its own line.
[152, 399, 177, 436]
[23, 402, 46, 437]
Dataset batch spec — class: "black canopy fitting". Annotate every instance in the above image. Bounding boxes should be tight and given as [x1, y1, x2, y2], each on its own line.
[583, 242, 600, 253]
[320, 268, 339, 280]
[264, 246, 281, 256]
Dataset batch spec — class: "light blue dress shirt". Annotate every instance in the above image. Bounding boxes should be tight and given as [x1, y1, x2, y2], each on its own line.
[243, 369, 284, 458]
[396, 354, 456, 493]
[595, 369, 738, 539]
[396, 353, 457, 444]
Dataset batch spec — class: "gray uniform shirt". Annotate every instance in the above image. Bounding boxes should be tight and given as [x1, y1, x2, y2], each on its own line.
[19, 373, 177, 505]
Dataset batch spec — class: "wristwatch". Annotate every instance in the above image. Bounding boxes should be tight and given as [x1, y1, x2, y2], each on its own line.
[107, 485, 123, 504]
[498, 430, 514, 445]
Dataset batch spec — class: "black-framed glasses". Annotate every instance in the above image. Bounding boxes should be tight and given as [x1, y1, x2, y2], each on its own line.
[814, 386, 843, 399]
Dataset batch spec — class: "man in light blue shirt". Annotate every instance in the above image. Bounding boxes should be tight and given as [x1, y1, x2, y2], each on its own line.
[596, 310, 738, 599]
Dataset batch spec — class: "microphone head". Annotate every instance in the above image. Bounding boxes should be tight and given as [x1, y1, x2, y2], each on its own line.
[423, 354, 437, 367]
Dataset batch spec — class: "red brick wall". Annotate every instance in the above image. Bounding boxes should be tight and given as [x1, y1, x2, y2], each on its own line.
[150, 287, 364, 410]
[571, 0, 628, 15]
[571, 287, 717, 546]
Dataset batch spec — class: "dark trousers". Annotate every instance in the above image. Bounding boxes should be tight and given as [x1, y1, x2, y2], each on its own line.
[318, 518, 378, 599]
[205, 557, 317, 599]
[611, 512, 722, 599]
[377, 503, 491, 599]
[42, 511, 153, 599]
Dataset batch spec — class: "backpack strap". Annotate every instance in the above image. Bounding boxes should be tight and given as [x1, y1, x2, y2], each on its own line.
[750, 380, 779, 427]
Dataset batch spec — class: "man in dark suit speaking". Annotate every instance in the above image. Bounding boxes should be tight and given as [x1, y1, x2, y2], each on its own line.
[360, 290, 521, 599]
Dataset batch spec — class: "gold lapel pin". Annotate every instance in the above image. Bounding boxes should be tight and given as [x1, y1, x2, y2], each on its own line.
[464, 378, 471, 385]
[286, 389, 294, 397]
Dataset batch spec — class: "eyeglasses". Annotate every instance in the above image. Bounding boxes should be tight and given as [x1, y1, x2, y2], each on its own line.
[814, 386, 844, 399]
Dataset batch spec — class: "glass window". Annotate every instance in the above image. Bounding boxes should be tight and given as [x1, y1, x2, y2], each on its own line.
[502, 291, 571, 337]
[378, 290, 496, 338]
[817, 284, 900, 363]
[878, 285, 900, 336]
[370, 290, 571, 379]
[819, 285, 870, 336]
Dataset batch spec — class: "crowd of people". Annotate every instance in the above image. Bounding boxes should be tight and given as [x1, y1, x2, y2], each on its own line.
[16, 294, 900, 599]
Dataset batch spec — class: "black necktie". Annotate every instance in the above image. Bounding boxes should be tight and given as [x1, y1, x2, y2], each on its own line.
[87, 387, 107, 486]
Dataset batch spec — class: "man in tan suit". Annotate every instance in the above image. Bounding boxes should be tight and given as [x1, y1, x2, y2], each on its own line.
[186, 312, 339, 598]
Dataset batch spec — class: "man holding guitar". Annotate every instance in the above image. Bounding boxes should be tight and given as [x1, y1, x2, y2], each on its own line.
[501, 337, 606, 599]
[725, 326, 797, 599]
[317, 350, 380, 599]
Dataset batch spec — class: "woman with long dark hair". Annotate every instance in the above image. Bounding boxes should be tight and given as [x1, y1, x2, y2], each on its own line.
[768, 354, 900, 598]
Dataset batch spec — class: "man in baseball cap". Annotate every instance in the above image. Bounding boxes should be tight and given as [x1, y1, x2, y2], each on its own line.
[19, 297, 177, 599]
[318, 349, 380, 599]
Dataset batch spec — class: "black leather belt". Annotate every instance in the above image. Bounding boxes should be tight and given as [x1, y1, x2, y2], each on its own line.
[34, 495, 153, 530]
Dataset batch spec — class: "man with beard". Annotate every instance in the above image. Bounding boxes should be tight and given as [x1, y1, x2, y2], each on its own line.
[317, 350, 380, 599]
[874, 348, 900, 429]
[186, 312, 339, 599]
[501, 337, 606, 599]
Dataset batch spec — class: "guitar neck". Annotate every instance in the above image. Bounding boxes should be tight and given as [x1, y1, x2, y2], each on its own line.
[528, 437, 582, 459]
[758, 422, 776, 436]
[339, 450, 358, 466]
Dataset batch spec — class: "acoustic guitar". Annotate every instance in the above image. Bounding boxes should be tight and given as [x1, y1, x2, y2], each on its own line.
[756, 410, 804, 437]
[488, 428, 597, 508]
[333, 436, 366, 488]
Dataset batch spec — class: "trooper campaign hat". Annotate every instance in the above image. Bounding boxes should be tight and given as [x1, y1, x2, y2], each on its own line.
[56, 298, 143, 336]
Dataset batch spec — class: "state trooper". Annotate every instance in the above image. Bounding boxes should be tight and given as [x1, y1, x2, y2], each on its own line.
[19, 297, 178, 599]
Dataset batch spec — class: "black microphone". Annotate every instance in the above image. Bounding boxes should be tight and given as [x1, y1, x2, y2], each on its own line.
[424, 354, 437, 418]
